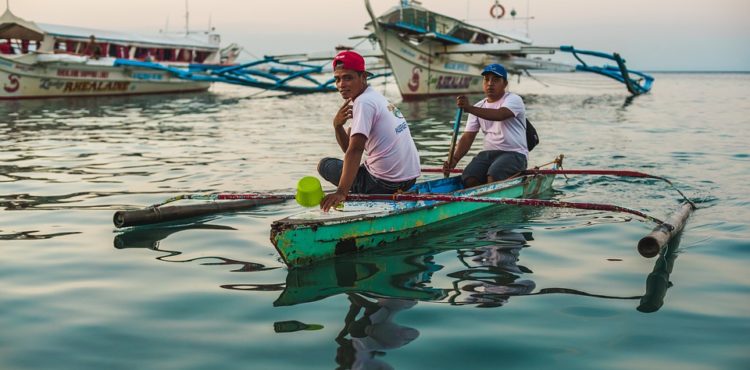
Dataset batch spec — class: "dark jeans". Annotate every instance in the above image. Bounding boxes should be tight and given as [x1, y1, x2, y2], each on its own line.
[317, 157, 416, 194]
[462, 150, 527, 185]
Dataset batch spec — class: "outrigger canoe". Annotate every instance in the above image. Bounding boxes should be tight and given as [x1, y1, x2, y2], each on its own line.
[270, 166, 557, 268]
[113, 158, 694, 266]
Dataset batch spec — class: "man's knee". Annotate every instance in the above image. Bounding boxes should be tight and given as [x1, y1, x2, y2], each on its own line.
[318, 157, 342, 184]
[462, 176, 482, 188]
[317, 158, 327, 176]
[318, 157, 336, 175]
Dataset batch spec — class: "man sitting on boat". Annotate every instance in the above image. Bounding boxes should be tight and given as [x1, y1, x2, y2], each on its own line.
[318, 50, 421, 211]
[443, 63, 528, 187]
[85, 35, 103, 60]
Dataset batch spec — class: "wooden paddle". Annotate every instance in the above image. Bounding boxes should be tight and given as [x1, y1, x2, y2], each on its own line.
[444, 108, 463, 178]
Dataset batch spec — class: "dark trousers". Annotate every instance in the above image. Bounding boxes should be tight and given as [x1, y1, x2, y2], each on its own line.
[317, 157, 417, 194]
[461, 150, 527, 184]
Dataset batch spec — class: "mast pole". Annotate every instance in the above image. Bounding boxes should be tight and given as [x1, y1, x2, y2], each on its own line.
[525, 0, 530, 38]
[185, 0, 190, 35]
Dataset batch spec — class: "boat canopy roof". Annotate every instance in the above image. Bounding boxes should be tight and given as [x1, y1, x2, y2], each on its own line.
[37, 23, 219, 50]
[372, 3, 532, 45]
[0, 8, 219, 51]
[0, 8, 45, 40]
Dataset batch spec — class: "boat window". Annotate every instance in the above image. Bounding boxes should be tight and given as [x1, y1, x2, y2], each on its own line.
[0, 39, 40, 54]
[385, 12, 400, 24]
[54, 41, 66, 52]
[194, 51, 209, 63]
[110, 45, 130, 59]
[402, 8, 434, 31]
[108, 44, 117, 58]
[177, 49, 193, 62]
[450, 28, 473, 43]
[0, 39, 12, 54]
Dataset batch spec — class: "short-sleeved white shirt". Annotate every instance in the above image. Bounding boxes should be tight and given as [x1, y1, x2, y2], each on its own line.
[465, 92, 528, 157]
[350, 86, 421, 182]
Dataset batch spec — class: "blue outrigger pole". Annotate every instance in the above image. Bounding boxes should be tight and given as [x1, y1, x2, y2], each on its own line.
[114, 56, 390, 94]
[559, 46, 654, 96]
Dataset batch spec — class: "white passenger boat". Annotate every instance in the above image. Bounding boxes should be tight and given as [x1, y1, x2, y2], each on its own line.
[364, 0, 653, 100]
[0, 7, 230, 99]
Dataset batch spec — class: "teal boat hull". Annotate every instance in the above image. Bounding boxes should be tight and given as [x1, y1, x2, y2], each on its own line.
[270, 173, 555, 268]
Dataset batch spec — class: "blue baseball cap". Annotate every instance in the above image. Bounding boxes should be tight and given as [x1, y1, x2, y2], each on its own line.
[481, 64, 508, 79]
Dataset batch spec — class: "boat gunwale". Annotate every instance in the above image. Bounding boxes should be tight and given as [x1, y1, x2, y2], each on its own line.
[271, 173, 545, 228]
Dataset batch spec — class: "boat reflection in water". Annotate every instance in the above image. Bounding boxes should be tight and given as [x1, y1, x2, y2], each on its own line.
[447, 230, 536, 307]
[113, 220, 276, 272]
[272, 245, 447, 306]
[115, 209, 685, 370]
[638, 235, 683, 313]
[114, 206, 685, 311]
[334, 294, 419, 370]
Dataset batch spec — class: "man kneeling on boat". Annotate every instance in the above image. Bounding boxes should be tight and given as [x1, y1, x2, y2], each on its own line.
[443, 63, 529, 188]
[318, 51, 421, 211]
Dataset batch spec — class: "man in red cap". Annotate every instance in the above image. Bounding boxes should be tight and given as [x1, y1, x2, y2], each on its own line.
[318, 50, 421, 211]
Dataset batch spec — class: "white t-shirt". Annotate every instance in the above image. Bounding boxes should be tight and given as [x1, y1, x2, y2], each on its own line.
[350, 86, 421, 182]
[465, 92, 528, 157]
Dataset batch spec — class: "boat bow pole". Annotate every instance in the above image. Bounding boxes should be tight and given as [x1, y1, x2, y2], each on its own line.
[559, 46, 654, 95]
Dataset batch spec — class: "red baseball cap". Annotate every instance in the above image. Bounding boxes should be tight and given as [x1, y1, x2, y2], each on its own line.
[332, 50, 367, 73]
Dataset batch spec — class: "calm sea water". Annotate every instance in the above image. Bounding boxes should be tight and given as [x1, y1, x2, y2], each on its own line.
[2, 73, 749, 370]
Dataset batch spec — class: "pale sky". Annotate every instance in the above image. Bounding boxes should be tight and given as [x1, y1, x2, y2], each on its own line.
[7, 0, 750, 71]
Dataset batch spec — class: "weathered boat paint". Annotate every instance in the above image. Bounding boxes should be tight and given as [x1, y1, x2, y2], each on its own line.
[271, 173, 555, 268]
[274, 245, 446, 306]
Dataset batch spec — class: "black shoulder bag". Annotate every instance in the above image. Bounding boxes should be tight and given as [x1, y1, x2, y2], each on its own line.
[526, 118, 539, 151]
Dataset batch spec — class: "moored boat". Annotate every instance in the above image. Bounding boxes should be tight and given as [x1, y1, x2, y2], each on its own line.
[270, 168, 557, 268]
[0, 7, 228, 99]
[363, 0, 654, 100]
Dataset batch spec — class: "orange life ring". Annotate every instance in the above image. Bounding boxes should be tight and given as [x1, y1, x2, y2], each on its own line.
[489, 3, 506, 19]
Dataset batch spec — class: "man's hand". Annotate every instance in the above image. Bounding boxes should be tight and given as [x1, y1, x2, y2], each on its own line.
[456, 95, 471, 110]
[333, 98, 353, 127]
[443, 157, 458, 172]
[320, 190, 347, 212]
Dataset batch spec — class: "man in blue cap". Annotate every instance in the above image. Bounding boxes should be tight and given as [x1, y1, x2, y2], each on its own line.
[443, 63, 528, 187]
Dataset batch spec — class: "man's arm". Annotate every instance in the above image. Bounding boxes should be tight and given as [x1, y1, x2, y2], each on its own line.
[465, 106, 515, 121]
[320, 134, 366, 211]
[456, 95, 515, 121]
[334, 125, 350, 152]
[333, 99, 353, 152]
[444, 131, 478, 170]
